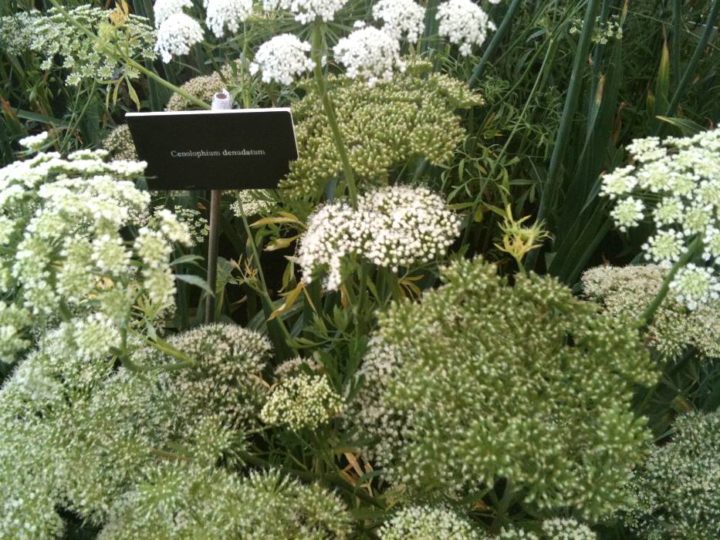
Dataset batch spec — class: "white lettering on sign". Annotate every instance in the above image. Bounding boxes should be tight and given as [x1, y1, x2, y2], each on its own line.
[170, 149, 267, 158]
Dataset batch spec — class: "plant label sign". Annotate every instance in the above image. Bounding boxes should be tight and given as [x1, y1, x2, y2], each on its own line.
[126, 109, 298, 190]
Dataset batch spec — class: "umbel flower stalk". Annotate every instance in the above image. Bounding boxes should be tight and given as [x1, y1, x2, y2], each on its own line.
[310, 22, 358, 206]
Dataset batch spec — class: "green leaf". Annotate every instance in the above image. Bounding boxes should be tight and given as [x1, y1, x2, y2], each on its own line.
[175, 273, 213, 296]
[656, 115, 705, 136]
[170, 254, 204, 267]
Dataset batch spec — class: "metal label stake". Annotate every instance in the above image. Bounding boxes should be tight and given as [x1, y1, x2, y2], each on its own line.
[205, 90, 234, 323]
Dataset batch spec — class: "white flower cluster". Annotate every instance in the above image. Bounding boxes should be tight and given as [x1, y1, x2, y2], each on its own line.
[260, 373, 343, 431]
[249, 34, 315, 86]
[379, 505, 481, 539]
[297, 186, 461, 291]
[499, 519, 596, 540]
[0, 6, 156, 85]
[153, 0, 193, 26]
[205, 0, 254, 38]
[231, 189, 277, 217]
[436, 0, 497, 56]
[262, 0, 348, 24]
[0, 144, 191, 353]
[155, 12, 204, 63]
[18, 132, 49, 151]
[582, 264, 720, 360]
[333, 25, 405, 87]
[601, 128, 720, 309]
[372, 0, 426, 44]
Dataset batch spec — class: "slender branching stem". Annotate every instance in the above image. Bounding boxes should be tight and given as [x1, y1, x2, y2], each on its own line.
[641, 236, 703, 329]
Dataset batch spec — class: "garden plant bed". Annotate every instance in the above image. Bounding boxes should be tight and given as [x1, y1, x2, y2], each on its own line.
[1, 0, 720, 538]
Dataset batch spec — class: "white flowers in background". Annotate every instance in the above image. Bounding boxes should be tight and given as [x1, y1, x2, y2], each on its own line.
[155, 12, 204, 63]
[297, 185, 461, 291]
[205, 0, 253, 38]
[333, 25, 405, 86]
[0, 148, 191, 346]
[601, 128, 720, 309]
[436, 0, 497, 56]
[610, 197, 644, 232]
[250, 34, 315, 85]
[231, 189, 277, 217]
[0, 6, 156, 85]
[670, 264, 720, 310]
[372, 0, 426, 44]
[18, 132, 49, 151]
[153, 0, 193, 27]
[262, 0, 348, 24]
[260, 373, 344, 431]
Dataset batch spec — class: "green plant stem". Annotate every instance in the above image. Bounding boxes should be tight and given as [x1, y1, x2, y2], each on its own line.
[123, 56, 211, 110]
[660, 0, 720, 124]
[641, 236, 703, 329]
[47, 0, 210, 110]
[534, 0, 601, 232]
[311, 23, 358, 207]
[468, 0, 523, 88]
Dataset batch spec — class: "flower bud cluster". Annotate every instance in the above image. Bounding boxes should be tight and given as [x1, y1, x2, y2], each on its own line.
[623, 410, 720, 538]
[0, 143, 191, 360]
[261, 372, 343, 431]
[282, 72, 483, 198]
[352, 257, 656, 520]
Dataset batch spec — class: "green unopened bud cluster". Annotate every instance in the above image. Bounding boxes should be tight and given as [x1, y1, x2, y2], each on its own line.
[622, 410, 720, 538]
[282, 72, 484, 198]
[353, 257, 657, 520]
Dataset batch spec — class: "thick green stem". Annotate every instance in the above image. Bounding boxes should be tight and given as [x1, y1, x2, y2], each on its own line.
[641, 236, 703, 329]
[468, 0, 523, 88]
[535, 0, 601, 230]
[311, 23, 358, 206]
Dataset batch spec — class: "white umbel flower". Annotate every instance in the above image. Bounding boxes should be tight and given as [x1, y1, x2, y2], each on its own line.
[205, 0, 253, 38]
[18, 132, 49, 151]
[333, 26, 405, 87]
[436, 0, 496, 56]
[249, 34, 315, 85]
[155, 12, 204, 63]
[262, 0, 347, 24]
[610, 196, 644, 232]
[153, 0, 192, 28]
[372, 0, 426, 44]
[670, 264, 720, 310]
[297, 186, 460, 290]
